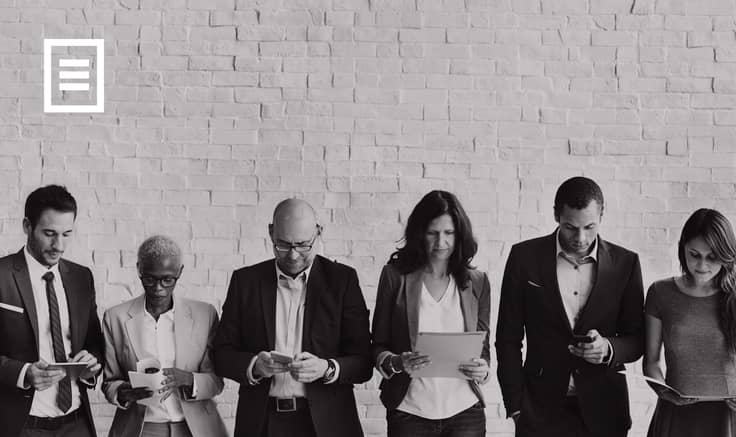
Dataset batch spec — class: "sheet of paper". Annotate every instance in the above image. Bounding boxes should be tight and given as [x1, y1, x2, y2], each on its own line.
[47, 362, 88, 380]
[411, 331, 486, 379]
[618, 369, 736, 400]
[128, 370, 165, 407]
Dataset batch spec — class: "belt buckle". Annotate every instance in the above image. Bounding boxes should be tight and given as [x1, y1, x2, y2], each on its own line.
[276, 397, 297, 412]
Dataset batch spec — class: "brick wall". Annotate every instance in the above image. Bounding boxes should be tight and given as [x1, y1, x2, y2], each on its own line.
[1, 0, 736, 435]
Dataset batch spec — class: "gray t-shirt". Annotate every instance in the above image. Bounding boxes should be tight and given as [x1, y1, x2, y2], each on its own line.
[645, 277, 736, 397]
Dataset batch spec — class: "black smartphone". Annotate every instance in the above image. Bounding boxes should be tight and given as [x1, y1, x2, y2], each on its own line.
[570, 334, 594, 345]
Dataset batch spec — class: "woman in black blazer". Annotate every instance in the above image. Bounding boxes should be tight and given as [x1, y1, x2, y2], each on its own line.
[371, 190, 491, 437]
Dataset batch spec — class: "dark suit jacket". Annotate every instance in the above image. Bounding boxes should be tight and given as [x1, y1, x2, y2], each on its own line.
[371, 264, 491, 410]
[495, 232, 644, 436]
[213, 255, 373, 437]
[0, 249, 104, 437]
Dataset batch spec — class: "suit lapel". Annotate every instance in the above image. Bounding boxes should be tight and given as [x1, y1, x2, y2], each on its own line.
[260, 262, 277, 350]
[574, 239, 612, 331]
[58, 260, 82, 353]
[174, 297, 194, 368]
[458, 277, 478, 332]
[405, 269, 422, 349]
[302, 257, 324, 351]
[124, 296, 148, 361]
[542, 232, 573, 334]
[12, 250, 39, 348]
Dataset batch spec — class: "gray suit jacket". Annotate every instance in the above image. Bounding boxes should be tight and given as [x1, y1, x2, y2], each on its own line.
[102, 295, 227, 437]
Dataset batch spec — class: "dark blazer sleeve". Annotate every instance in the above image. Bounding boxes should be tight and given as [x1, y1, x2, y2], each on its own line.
[477, 272, 491, 365]
[494, 247, 525, 416]
[213, 270, 255, 384]
[608, 253, 645, 366]
[334, 267, 372, 384]
[371, 264, 401, 365]
[82, 267, 104, 378]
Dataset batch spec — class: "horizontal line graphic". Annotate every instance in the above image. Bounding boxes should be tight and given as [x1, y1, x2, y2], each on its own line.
[59, 71, 89, 79]
[59, 82, 90, 91]
[58, 58, 89, 67]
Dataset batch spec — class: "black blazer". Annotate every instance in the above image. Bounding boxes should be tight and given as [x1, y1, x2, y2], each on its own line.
[495, 232, 644, 436]
[0, 249, 104, 437]
[213, 255, 373, 437]
[371, 263, 491, 410]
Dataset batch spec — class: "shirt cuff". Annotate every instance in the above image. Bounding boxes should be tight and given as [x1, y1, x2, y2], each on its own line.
[80, 375, 97, 387]
[191, 376, 198, 398]
[324, 359, 340, 384]
[246, 355, 264, 385]
[603, 338, 615, 365]
[16, 363, 31, 389]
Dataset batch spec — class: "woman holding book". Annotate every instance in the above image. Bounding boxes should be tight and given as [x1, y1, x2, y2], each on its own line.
[644, 208, 736, 436]
[371, 190, 491, 437]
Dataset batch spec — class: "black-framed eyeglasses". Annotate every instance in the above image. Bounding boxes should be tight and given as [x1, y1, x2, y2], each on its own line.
[274, 227, 321, 253]
[139, 275, 180, 288]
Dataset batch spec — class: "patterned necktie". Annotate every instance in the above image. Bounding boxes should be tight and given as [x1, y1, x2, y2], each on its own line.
[42, 271, 72, 413]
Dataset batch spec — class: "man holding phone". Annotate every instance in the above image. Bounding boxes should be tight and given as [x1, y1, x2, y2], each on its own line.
[495, 177, 645, 437]
[214, 198, 372, 437]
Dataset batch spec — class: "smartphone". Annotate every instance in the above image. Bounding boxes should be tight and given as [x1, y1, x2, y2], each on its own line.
[270, 351, 293, 364]
[570, 334, 594, 345]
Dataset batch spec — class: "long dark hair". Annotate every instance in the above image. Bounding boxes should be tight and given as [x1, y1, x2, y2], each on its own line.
[678, 208, 736, 353]
[389, 190, 478, 285]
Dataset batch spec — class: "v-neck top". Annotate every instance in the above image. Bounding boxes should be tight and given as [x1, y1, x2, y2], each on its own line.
[396, 276, 478, 419]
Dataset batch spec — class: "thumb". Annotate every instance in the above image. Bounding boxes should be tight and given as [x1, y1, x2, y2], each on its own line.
[587, 329, 601, 339]
[36, 359, 49, 369]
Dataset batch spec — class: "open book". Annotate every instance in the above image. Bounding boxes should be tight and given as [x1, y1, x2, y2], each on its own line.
[619, 369, 736, 400]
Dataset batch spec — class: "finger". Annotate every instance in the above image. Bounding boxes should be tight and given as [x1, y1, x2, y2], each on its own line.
[587, 329, 600, 339]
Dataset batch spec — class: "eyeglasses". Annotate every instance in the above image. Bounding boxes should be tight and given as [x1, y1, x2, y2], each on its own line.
[274, 228, 321, 253]
[139, 275, 179, 288]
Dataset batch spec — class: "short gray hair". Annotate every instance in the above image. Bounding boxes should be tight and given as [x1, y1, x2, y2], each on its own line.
[137, 235, 182, 267]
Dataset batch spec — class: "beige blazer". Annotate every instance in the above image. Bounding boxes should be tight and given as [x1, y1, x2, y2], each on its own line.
[102, 295, 227, 437]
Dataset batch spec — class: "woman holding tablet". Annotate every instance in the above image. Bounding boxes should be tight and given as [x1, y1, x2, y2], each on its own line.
[371, 190, 491, 437]
[644, 209, 736, 436]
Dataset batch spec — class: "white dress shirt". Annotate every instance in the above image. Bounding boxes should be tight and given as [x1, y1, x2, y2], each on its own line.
[246, 261, 340, 396]
[139, 303, 187, 423]
[556, 231, 612, 395]
[16, 247, 82, 417]
[397, 277, 478, 419]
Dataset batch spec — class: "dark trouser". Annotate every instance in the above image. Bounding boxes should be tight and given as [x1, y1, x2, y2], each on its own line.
[21, 409, 93, 437]
[140, 422, 194, 437]
[262, 397, 318, 437]
[387, 402, 486, 437]
[516, 396, 626, 437]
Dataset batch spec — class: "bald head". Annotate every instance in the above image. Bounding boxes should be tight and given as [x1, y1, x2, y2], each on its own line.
[269, 199, 321, 276]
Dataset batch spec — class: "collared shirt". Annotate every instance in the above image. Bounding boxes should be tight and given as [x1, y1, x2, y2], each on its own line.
[246, 261, 340, 395]
[555, 231, 612, 394]
[16, 247, 82, 417]
[397, 276, 478, 419]
[139, 302, 186, 423]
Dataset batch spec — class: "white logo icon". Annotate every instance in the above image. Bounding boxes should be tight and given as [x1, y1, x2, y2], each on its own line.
[43, 39, 104, 113]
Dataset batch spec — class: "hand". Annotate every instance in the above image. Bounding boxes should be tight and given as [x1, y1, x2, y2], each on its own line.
[726, 398, 736, 411]
[289, 352, 328, 383]
[253, 351, 290, 379]
[116, 381, 153, 406]
[70, 350, 101, 380]
[397, 351, 431, 376]
[458, 358, 489, 383]
[568, 329, 610, 364]
[24, 360, 66, 391]
[159, 368, 194, 402]
[656, 387, 700, 406]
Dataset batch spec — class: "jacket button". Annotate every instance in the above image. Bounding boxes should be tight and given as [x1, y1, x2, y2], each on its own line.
[574, 369, 581, 375]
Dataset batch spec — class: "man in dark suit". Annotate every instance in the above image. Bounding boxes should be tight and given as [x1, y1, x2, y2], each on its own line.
[496, 177, 645, 437]
[214, 198, 372, 437]
[0, 185, 104, 437]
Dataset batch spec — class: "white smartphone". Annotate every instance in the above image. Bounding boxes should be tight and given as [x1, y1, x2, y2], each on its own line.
[270, 351, 294, 364]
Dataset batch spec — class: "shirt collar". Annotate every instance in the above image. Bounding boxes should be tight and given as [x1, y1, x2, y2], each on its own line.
[143, 297, 175, 321]
[275, 260, 312, 285]
[555, 229, 599, 263]
[23, 245, 60, 281]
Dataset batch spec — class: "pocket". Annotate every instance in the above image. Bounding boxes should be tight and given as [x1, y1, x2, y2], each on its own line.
[0, 302, 24, 314]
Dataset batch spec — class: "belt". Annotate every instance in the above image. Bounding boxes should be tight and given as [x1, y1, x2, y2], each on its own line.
[25, 409, 84, 430]
[268, 396, 309, 413]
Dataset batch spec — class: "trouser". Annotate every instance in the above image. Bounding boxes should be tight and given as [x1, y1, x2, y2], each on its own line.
[262, 397, 318, 437]
[387, 402, 486, 437]
[140, 421, 194, 437]
[21, 408, 93, 437]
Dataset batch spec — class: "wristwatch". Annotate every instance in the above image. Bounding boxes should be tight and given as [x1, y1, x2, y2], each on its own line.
[179, 385, 194, 401]
[322, 359, 337, 383]
[387, 354, 403, 375]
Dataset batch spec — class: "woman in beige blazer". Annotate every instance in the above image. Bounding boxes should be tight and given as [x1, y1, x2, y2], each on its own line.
[102, 235, 227, 437]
